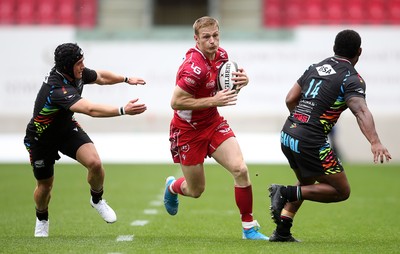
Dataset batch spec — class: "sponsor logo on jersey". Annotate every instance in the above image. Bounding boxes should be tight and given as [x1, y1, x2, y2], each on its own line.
[355, 88, 365, 94]
[218, 127, 232, 134]
[184, 77, 195, 85]
[294, 113, 310, 123]
[281, 132, 300, 153]
[34, 160, 45, 168]
[316, 64, 336, 76]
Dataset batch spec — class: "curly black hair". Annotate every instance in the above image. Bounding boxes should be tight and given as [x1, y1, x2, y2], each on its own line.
[333, 30, 361, 59]
[54, 43, 84, 79]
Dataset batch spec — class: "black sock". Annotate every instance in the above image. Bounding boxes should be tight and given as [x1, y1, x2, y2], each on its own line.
[281, 185, 301, 202]
[276, 216, 293, 237]
[90, 188, 103, 204]
[36, 207, 48, 221]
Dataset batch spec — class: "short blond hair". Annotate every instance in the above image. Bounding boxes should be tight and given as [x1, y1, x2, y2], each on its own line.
[193, 16, 219, 35]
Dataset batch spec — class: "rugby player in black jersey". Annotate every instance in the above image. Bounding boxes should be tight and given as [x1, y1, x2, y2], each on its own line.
[268, 30, 392, 242]
[24, 43, 147, 237]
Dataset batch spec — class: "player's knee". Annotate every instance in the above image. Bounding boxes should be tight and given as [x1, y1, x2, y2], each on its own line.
[37, 177, 54, 193]
[231, 164, 249, 180]
[336, 187, 350, 202]
[190, 186, 205, 198]
[340, 188, 351, 201]
[85, 157, 103, 172]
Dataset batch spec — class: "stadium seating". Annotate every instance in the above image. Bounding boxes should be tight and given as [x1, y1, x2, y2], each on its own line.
[15, 0, 36, 24]
[302, 0, 323, 25]
[283, 0, 302, 27]
[0, 0, 15, 24]
[262, 0, 400, 27]
[326, 0, 343, 25]
[59, 0, 76, 25]
[365, 0, 386, 24]
[345, 0, 364, 24]
[388, 0, 400, 24]
[0, 0, 96, 27]
[1, 0, 399, 27]
[263, 0, 283, 27]
[77, 0, 97, 28]
[37, 0, 56, 25]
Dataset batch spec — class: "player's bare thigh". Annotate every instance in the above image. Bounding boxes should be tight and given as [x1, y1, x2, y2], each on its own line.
[181, 164, 206, 198]
[212, 137, 250, 186]
[76, 143, 102, 169]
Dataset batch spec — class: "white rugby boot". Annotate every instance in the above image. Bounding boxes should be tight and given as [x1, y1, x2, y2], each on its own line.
[90, 198, 117, 223]
[34, 218, 49, 237]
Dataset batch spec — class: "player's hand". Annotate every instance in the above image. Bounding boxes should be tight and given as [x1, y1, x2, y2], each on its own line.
[371, 143, 391, 164]
[232, 68, 249, 90]
[126, 77, 146, 85]
[214, 89, 237, 107]
[124, 98, 147, 115]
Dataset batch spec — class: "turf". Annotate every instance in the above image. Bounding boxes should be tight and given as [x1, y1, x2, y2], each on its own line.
[0, 163, 398, 254]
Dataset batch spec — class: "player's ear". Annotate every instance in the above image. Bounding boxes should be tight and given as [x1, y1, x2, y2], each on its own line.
[358, 47, 362, 57]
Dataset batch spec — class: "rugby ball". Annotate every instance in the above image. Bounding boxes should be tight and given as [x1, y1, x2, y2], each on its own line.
[218, 60, 239, 93]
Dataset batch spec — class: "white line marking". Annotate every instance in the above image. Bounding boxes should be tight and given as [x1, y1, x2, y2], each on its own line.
[150, 200, 162, 206]
[116, 235, 134, 242]
[144, 209, 158, 215]
[130, 220, 149, 226]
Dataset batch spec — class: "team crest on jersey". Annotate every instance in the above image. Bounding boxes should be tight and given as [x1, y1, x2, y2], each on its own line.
[181, 144, 190, 152]
[62, 86, 67, 94]
[206, 80, 216, 89]
[316, 64, 336, 76]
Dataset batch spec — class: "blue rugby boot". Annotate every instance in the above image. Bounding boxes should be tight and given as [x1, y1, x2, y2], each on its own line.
[164, 176, 179, 215]
[242, 220, 269, 240]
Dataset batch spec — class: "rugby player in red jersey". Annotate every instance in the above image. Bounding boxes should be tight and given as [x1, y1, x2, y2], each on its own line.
[163, 16, 268, 240]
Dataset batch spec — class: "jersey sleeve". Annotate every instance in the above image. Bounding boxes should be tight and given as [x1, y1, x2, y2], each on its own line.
[176, 59, 205, 95]
[50, 85, 82, 110]
[344, 73, 366, 102]
[297, 64, 314, 87]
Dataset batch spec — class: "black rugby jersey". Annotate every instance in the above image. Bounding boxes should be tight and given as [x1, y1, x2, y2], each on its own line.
[26, 67, 97, 142]
[282, 56, 366, 143]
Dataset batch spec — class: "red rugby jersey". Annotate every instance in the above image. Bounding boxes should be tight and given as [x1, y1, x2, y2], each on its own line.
[172, 46, 228, 130]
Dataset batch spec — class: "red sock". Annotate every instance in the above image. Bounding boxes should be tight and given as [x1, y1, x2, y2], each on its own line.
[235, 185, 253, 222]
[171, 177, 185, 195]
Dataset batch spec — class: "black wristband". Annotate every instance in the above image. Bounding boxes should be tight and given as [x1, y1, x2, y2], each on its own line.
[119, 106, 125, 115]
[124, 77, 128, 83]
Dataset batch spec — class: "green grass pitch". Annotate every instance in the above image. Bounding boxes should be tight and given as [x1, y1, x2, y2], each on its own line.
[0, 163, 399, 253]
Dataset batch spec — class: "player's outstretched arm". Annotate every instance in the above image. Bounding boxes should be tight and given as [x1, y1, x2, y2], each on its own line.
[347, 96, 392, 163]
[95, 70, 146, 86]
[70, 98, 147, 117]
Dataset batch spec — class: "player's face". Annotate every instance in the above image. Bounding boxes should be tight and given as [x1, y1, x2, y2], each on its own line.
[73, 58, 85, 79]
[195, 25, 219, 60]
